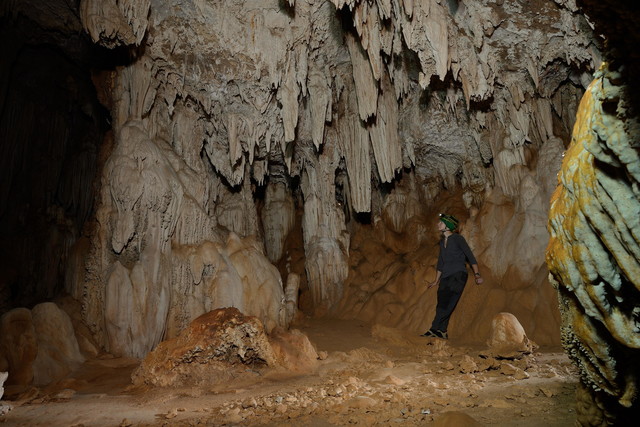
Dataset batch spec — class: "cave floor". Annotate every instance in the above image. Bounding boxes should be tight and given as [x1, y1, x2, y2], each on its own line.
[1, 318, 577, 426]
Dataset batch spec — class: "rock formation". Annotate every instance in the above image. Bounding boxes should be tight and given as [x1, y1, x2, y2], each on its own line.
[132, 307, 317, 387]
[3, 1, 640, 424]
[0, 0, 605, 380]
[546, 1, 640, 424]
[0, 371, 5, 399]
[548, 62, 640, 425]
[0, 303, 84, 387]
[62, 0, 598, 357]
[485, 312, 537, 359]
[0, 371, 9, 416]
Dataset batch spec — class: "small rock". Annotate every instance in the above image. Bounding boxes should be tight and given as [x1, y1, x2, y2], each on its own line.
[486, 313, 537, 358]
[385, 375, 405, 385]
[500, 362, 530, 380]
[432, 396, 449, 406]
[539, 387, 555, 397]
[285, 395, 298, 403]
[223, 407, 243, 423]
[344, 396, 377, 409]
[53, 389, 76, 399]
[459, 355, 478, 374]
[0, 403, 13, 416]
[226, 412, 244, 424]
[242, 397, 257, 408]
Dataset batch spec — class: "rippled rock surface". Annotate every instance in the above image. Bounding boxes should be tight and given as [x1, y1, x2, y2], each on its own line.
[547, 62, 640, 425]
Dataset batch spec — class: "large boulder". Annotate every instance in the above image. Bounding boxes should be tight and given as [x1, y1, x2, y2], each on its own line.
[133, 307, 317, 387]
[485, 312, 536, 359]
[0, 303, 85, 387]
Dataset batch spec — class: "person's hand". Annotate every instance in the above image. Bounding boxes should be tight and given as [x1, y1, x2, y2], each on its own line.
[474, 274, 483, 285]
[427, 281, 438, 289]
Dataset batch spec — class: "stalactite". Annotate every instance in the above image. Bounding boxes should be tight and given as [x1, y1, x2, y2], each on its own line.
[336, 88, 371, 213]
[80, 0, 150, 48]
[278, 57, 301, 145]
[308, 68, 331, 150]
[213, 164, 260, 238]
[369, 74, 402, 183]
[346, 33, 378, 122]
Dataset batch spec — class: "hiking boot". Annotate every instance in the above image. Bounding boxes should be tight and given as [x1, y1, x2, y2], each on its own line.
[434, 330, 448, 339]
[421, 330, 438, 337]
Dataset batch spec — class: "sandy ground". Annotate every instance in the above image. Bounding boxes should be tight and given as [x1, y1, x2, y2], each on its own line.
[0, 318, 577, 426]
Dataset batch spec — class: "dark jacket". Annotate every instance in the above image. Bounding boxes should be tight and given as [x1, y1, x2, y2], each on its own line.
[436, 233, 477, 279]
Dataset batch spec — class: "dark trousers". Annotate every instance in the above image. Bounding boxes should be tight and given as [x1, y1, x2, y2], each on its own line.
[430, 271, 468, 332]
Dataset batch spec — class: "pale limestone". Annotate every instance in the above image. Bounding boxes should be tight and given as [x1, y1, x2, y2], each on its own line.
[31, 303, 85, 385]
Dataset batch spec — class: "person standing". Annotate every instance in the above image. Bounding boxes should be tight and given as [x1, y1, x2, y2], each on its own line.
[423, 213, 483, 339]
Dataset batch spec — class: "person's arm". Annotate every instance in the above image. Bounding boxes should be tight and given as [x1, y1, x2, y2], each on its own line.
[457, 235, 477, 265]
[459, 236, 483, 284]
[471, 263, 483, 285]
[428, 242, 444, 288]
[428, 270, 442, 288]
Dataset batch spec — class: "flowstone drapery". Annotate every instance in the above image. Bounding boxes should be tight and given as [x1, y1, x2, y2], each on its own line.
[547, 63, 640, 424]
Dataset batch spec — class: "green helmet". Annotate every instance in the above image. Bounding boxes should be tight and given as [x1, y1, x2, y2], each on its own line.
[439, 213, 459, 231]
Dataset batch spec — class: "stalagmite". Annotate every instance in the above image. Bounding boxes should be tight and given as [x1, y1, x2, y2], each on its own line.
[284, 273, 301, 326]
[0, 309, 37, 386]
[261, 181, 296, 263]
[301, 140, 349, 313]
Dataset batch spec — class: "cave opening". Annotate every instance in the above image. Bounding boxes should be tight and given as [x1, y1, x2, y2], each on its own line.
[0, 12, 128, 311]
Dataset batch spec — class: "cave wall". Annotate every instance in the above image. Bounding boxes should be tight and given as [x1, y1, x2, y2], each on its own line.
[1, 0, 602, 358]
